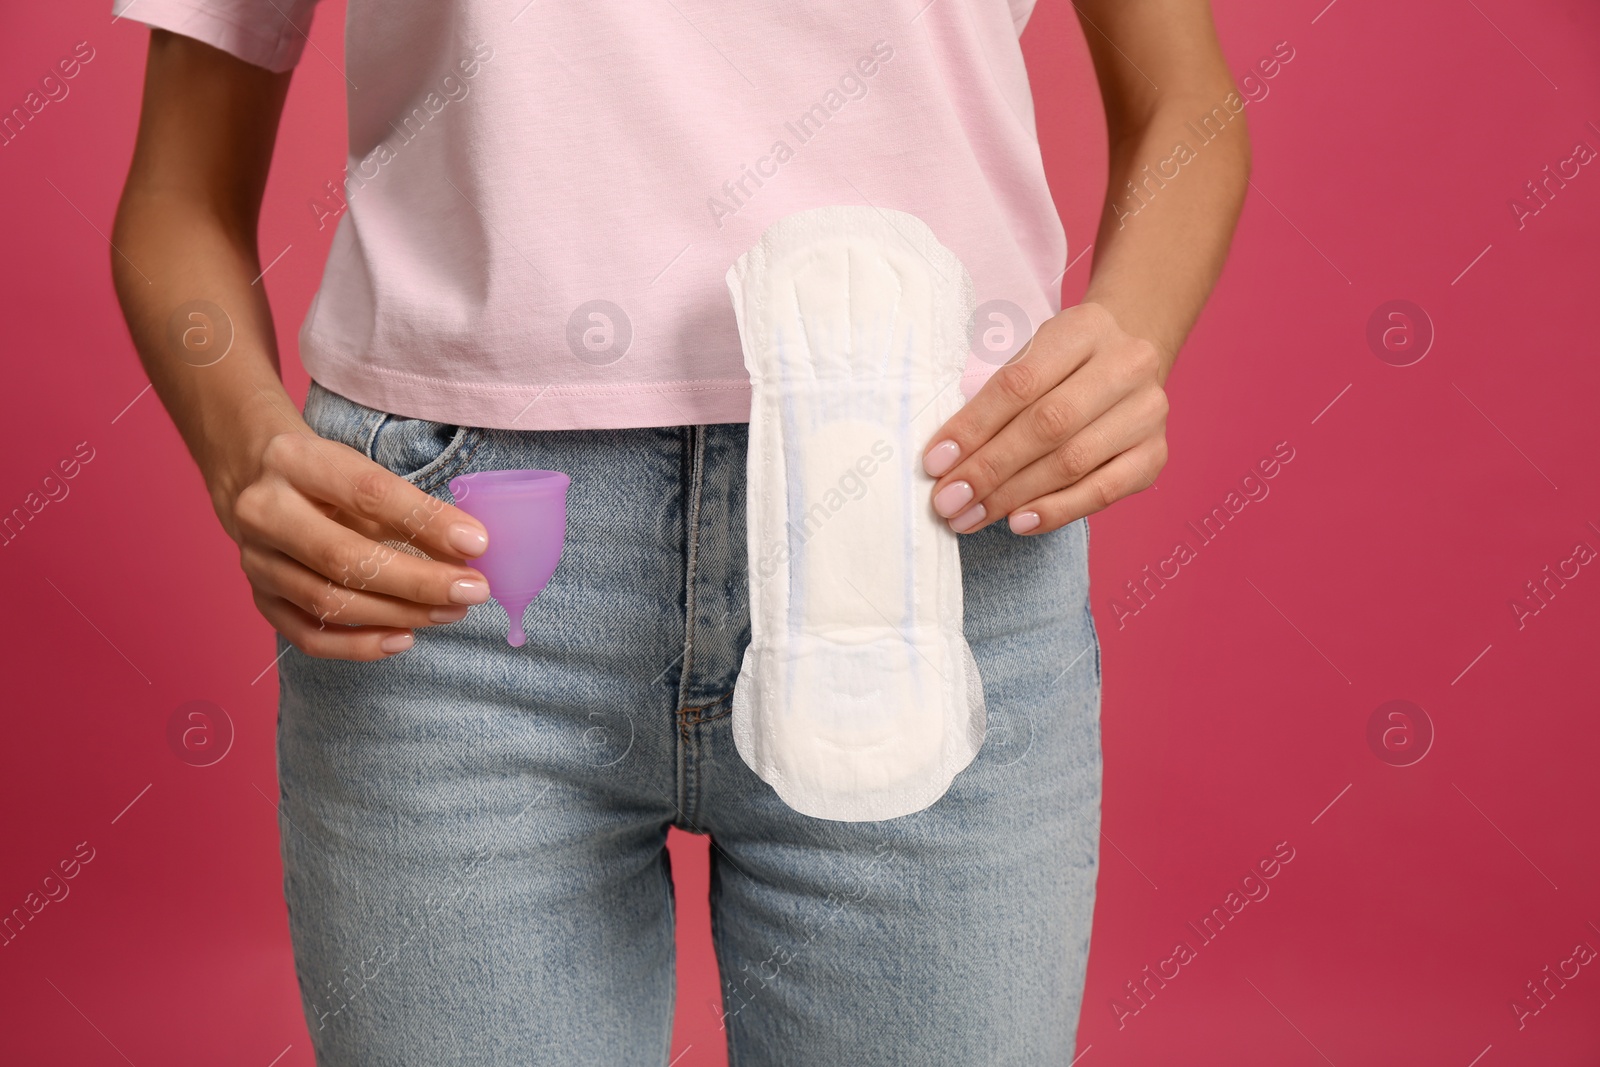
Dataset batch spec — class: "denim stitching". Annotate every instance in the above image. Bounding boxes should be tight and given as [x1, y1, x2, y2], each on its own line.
[357, 410, 388, 459]
[417, 427, 489, 496]
[679, 691, 733, 727]
[310, 386, 384, 455]
[677, 425, 707, 715]
[679, 426, 712, 826]
[672, 426, 702, 825]
[343, 381, 489, 494]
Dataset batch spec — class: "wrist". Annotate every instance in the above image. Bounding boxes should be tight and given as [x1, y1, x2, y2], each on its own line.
[195, 403, 306, 527]
[1076, 297, 1179, 380]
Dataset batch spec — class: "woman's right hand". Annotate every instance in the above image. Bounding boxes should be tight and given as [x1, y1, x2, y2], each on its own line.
[109, 32, 492, 663]
[217, 424, 491, 661]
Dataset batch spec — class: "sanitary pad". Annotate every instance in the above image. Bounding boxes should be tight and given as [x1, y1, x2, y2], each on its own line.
[725, 206, 986, 822]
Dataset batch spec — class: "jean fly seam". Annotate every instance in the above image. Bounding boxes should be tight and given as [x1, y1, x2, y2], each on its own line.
[677, 425, 706, 711]
[675, 424, 707, 825]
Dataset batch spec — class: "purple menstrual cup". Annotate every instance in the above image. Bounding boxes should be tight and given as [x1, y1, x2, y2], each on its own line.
[447, 469, 570, 647]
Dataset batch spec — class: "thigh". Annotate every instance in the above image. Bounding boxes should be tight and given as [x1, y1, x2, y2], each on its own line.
[699, 517, 1102, 1067]
[278, 648, 679, 1067]
[276, 383, 690, 1066]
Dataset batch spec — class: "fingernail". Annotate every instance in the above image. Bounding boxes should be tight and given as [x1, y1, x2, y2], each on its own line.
[1009, 511, 1041, 535]
[447, 523, 488, 556]
[923, 440, 960, 477]
[380, 632, 414, 654]
[949, 503, 986, 533]
[933, 480, 974, 518]
[429, 605, 471, 623]
[450, 579, 490, 604]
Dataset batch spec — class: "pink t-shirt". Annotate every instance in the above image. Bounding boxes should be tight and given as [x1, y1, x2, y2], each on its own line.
[113, 0, 1068, 431]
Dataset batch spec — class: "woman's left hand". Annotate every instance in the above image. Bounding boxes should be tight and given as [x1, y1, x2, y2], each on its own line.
[921, 301, 1171, 536]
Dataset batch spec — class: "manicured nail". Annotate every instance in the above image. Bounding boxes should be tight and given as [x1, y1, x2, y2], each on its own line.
[949, 503, 986, 533]
[1009, 511, 1041, 535]
[450, 578, 490, 604]
[923, 440, 960, 477]
[447, 523, 488, 556]
[933, 480, 974, 518]
[428, 605, 471, 623]
[380, 632, 414, 654]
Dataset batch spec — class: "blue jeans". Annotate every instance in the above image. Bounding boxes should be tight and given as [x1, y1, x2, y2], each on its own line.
[277, 380, 1103, 1066]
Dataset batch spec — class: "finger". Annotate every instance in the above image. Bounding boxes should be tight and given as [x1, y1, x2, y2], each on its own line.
[255, 590, 415, 662]
[1005, 438, 1169, 537]
[953, 386, 1167, 533]
[931, 359, 1129, 524]
[261, 431, 488, 561]
[920, 305, 1107, 478]
[235, 475, 490, 608]
[242, 544, 472, 629]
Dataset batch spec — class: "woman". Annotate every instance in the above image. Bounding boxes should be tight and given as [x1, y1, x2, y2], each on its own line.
[111, 1, 1247, 1062]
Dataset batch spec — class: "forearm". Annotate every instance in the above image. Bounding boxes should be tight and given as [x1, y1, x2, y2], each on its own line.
[111, 192, 304, 523]
[1081, 92, 1251, 379]
[109, 29, 304, 535]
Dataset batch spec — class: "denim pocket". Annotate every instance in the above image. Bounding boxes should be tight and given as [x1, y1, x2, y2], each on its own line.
[302, 380, 485, 495]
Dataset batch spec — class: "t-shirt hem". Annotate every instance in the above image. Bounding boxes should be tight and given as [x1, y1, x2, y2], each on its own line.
[305, 359, 758, 431]
[302, 356, 1001, 431]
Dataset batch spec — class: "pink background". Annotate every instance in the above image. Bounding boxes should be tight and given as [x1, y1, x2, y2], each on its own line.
[4, 1, 1599, 1063]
